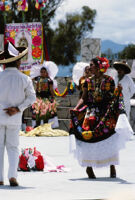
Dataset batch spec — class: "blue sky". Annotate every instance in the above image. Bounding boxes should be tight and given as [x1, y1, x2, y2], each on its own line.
[54, 0, 135, 45]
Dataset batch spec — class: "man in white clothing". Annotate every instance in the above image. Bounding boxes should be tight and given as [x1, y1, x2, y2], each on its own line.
[113, 61, 135, 120]
[0, 42, 36, 186]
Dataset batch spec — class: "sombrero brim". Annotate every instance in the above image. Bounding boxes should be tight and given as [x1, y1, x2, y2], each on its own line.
[113, 62, 131, 74]
[0, 47, 28, 64]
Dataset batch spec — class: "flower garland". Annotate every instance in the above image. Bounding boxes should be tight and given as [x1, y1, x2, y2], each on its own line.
[18, 147, 44, 171]
[54, 81, 76, 97]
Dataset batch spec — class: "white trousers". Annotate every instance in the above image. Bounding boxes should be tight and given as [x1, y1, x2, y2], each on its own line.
[0, 125, 20, 181]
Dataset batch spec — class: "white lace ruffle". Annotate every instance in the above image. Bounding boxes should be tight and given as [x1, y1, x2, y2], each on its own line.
[30, 61, 58, 80]
[69, 114, 133, 167]
[72, 62, 89, 86]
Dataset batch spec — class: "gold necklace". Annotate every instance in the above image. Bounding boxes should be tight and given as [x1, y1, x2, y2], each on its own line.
[93, 77, 103, 102]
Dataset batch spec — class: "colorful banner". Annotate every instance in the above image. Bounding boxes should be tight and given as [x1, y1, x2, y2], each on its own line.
[4, 22, 44, 75]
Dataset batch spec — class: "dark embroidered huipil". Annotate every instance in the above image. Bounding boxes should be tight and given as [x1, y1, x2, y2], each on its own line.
[70, 75, 125, 143]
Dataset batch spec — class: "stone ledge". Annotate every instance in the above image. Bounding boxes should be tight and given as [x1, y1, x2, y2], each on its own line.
[56, 95, 79, 107]
[57, 106, 73, 119]
[58, 119, 70, 132]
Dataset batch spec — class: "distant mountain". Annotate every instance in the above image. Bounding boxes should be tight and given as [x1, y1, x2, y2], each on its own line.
[57, 40, 127, 77]
[101, 40, 127, 54]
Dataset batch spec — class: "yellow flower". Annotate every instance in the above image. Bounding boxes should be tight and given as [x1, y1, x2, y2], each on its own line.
[82, 130, 93, 140]
[24, 6, 28, 12]
[88, 83, 92, 90]
[35, 2, 38, 8]
[114, 88, 119, 96]
[5, 5, 10, 11]
[81, 79, 85, 84]
[18, 1, 22, 6]
[10, 31, 16, 38]
[100, 68, 105, 72]
[31, 30, 37, 37]
[105, 82, 110, 91]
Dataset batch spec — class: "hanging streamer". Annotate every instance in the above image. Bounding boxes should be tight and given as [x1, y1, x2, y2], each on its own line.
[0, 0, 11, 11]
[17, 0, 28, 11]
[54, 81, 76, 97]
[35, 0, 47, 10]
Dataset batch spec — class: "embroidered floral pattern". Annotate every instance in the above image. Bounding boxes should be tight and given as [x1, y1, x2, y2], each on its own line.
[70, 75, 125, 143]
[32, 36, 42, 46]
[32, 46, 42, 59]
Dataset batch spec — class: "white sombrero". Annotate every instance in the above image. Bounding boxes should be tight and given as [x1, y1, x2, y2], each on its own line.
[0, 42, 28, 64]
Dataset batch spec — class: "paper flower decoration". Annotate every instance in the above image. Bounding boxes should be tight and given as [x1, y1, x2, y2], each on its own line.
[18, 147, 44, 171]
[0, 0, 11, 11]
[35, 0, 47, 10]
[17, 0, 28, 11]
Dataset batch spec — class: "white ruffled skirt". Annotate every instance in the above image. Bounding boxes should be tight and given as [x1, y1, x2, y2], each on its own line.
[69, 114, 133, 167]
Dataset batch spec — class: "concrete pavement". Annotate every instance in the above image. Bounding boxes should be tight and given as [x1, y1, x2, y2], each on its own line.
[1, 135, 135, 200]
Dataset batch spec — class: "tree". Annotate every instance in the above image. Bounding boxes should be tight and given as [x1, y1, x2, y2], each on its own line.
[0, 2, 96, 65]
[118, 44, 135, 59]
[49, 6, 96, 65]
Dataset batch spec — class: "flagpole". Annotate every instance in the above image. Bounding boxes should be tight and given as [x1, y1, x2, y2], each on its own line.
[40, 8, 43, 23]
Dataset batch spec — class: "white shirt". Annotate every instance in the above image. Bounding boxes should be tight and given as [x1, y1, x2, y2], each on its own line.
[114, 74, 135, 119]
[0, 68, 36, 125]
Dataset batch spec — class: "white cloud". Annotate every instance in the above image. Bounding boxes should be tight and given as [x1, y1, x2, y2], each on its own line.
[54, 0, 135, 44]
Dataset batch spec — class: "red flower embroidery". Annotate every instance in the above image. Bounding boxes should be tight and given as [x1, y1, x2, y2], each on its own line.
[32, 47, 42, 58]
[32, 36, 42, 46]
[105, 118, 116, 129]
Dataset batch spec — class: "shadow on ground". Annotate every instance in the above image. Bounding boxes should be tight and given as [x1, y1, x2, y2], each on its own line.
[69, 177, 134, 184]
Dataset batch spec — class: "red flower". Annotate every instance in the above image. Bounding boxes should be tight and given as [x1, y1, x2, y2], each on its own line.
[33, 147, 41, 157]
[32, 36, 42, 46]
[5, 37, 15, 45]
[35, 155, 44, 171]
[96, 56, 110, 73]
[32, 47, 42, 58]
[19, 155, 28, 171]
[26, 126, 34, 132]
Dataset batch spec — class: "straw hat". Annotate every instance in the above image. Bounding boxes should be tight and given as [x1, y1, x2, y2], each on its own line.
[0, 42, 28, 64]
[113, 61, 131, 74]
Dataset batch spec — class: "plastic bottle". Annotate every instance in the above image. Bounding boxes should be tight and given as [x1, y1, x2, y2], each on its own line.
[82, 108, 90, 131]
